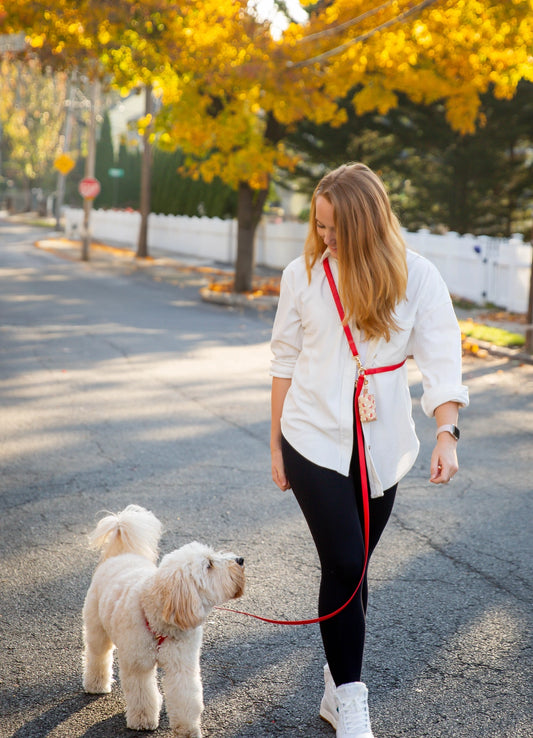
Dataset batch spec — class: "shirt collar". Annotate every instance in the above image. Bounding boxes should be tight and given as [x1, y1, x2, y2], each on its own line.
[320, 248, 336, 264]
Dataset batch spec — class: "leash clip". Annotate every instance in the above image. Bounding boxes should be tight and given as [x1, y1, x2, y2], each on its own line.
[353, 355, 367, 385]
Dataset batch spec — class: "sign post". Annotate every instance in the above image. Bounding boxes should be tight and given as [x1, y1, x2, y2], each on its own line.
[108, 167, 124, 206]
[78, 176, 100, 261]
[78, 79, 100, 261]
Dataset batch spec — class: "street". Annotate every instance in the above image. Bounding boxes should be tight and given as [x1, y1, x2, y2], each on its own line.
[1, 222, 532, 738]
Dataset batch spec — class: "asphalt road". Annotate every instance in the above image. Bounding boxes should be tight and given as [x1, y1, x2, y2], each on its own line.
[1, 222, 531, 738]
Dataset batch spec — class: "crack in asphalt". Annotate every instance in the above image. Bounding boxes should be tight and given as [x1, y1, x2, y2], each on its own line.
[391, 514, 532, 605]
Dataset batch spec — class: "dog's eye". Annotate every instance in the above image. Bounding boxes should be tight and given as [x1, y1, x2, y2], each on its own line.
[206, 559, 214, 570]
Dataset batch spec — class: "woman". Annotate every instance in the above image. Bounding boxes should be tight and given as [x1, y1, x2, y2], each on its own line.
[270, 163, 468, 738]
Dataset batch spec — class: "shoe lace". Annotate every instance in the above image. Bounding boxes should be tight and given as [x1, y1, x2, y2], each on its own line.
[338, 693, 371, 733]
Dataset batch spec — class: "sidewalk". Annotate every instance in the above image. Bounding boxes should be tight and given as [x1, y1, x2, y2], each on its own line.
[28, 227, 533, 366]
[34, 233, 282, 307]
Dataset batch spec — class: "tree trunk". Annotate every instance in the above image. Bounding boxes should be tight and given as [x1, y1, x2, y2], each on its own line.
[136, 84, 153, 259]
[234, 180, 269, 293]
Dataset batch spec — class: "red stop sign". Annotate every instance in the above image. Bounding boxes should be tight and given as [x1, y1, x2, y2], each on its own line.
[78, 177, 101, 200]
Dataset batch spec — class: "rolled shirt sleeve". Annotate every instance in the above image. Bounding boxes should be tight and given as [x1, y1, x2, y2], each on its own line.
[270, 269, 303, 379]
[407, 259, 469, 416]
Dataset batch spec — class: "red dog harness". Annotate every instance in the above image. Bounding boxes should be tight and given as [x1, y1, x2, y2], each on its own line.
[145, 616, 167, 648]
[217, 257, 405, 626]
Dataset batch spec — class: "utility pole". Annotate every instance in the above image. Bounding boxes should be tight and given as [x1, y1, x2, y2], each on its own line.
[136, 84, 153, 259]
[55, 72, 77, 229]
[81, 78, 99, 261]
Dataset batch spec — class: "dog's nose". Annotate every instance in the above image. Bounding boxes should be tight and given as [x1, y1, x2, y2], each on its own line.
[235, 557, 244, 566]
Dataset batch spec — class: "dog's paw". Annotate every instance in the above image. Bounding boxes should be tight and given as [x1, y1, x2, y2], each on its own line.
[83, 678, 113, 694]
[127, 715, 160, 731]
[171, 726, 201, 738]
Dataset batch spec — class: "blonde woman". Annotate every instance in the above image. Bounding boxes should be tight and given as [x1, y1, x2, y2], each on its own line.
[270, 163, 468, 738]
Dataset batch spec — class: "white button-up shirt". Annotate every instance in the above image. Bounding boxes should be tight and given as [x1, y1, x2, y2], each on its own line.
[270, 249, 469, 497]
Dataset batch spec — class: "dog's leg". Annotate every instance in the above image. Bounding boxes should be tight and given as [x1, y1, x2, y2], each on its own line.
[161, 640, 203, 738]
[164, 669, 203, 738]
[82, 606, 114, 694]
[118, 657, 162, 731]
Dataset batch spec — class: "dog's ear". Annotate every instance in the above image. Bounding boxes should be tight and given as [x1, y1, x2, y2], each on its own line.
[161, 568, 205, 631]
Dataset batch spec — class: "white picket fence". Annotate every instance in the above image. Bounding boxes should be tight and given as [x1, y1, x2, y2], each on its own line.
[64, 207, 532, 313]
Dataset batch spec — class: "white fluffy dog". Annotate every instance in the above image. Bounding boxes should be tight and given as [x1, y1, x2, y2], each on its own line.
[82, 504, 245, 737]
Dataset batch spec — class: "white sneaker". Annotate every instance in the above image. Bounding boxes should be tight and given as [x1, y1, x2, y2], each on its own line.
[319, 663, 337, 729]
[335, 681, 375, 738]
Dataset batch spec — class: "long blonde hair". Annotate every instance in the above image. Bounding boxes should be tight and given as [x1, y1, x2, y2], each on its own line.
[305, 163, 408, 341]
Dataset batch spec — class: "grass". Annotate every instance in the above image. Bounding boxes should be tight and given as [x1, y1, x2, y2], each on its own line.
[459, 320, 525, 348]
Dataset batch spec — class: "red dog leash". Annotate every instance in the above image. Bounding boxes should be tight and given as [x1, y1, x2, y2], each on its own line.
[217, 258, 405, 626]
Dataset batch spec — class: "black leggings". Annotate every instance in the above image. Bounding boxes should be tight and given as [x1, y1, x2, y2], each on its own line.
[281, 435, 396, 687]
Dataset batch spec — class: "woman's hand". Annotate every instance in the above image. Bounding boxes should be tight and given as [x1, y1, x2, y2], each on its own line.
[430, 434, 459, 484]
[271, 446, 291, 491]
[271, 377, 292, 491]
[431, 401, 460, 485]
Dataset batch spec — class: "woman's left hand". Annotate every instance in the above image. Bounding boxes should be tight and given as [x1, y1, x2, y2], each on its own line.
[430, 434, 459, 484]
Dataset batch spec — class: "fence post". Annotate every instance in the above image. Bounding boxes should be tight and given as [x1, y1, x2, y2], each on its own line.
[526, 241, 533, 354]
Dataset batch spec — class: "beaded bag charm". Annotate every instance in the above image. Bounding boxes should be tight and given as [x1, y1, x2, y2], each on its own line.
[355, 354, 377, 423]
[358, 381, 377, 423]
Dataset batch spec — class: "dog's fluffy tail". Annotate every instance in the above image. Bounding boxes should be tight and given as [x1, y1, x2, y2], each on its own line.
[88, 504, 162, 563]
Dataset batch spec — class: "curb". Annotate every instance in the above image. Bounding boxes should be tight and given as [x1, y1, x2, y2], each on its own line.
[199, 286, 278, 311]
[474, 338, 533, 365]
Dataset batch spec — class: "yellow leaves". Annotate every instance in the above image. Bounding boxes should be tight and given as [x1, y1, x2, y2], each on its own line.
[137, 114, 153, 136]
[305, 0, 533, 134]
[159, 78, 300, 190]
[68, 22, 82, 36]
[98, 28, 111, 45]
[353, 84, 398, 116]
[151, 0, 531, 189]
[412, 20, 432, 48]
[29, 34, 45, 49]
[157, 131, 174, 150]
[444, 92, 481, 134]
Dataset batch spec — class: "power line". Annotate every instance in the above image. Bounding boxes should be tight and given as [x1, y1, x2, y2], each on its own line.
[296, 0, 394, 44]
[287, 0, 442, 70]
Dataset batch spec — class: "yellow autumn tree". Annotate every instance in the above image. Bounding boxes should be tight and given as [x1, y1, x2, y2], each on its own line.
[0, 1, 250, 84]
[0, 0, 252, 256]
[0, 58, 68, 207]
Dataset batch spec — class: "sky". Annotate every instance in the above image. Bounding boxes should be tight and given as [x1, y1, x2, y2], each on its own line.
[249, 0, 308, 37]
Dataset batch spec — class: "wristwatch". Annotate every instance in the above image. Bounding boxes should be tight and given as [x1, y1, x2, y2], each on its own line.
[436, 424, 460, 441]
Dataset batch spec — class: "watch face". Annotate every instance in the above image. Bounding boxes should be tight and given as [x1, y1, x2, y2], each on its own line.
[452, 425, 460, 440]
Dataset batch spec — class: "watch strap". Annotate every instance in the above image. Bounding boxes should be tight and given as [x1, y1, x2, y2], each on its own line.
[436, 424, 460, 441]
